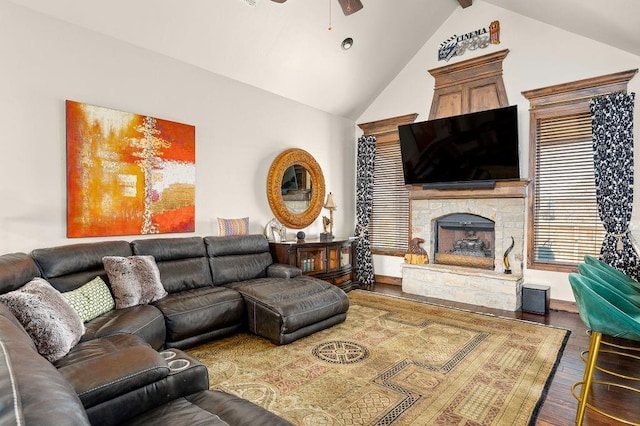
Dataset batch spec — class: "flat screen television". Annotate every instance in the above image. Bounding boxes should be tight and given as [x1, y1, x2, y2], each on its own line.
[398, 105, 520, 188]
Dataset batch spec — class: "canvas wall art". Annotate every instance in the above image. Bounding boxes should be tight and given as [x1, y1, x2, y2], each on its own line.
[66, 100, 195, 237]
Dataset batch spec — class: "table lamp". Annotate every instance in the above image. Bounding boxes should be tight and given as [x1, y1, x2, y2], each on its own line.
[321, 192, 336, 240]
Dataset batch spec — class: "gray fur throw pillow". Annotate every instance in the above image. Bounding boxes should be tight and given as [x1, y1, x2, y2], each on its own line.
[0, 277, 85, 362]
[103, 255, 168, 309]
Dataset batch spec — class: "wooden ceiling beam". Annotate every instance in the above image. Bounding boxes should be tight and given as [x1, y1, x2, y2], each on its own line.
[458, 0, 473, 8]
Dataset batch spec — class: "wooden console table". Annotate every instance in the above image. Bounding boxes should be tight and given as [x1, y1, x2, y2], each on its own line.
[269, 238, 359, 292]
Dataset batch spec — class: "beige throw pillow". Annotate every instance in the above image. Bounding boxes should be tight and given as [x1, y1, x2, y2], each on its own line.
[102, 255, 168, 309]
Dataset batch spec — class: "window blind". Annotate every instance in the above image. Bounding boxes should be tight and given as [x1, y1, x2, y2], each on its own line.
[370, 141, 409, 254]
[533, 112, 604, 265]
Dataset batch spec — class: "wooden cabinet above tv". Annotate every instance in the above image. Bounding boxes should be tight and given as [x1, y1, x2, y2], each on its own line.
[428, 49, 509, 119]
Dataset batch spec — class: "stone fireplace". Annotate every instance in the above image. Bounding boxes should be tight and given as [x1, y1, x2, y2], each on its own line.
[401, 182, 526, 311]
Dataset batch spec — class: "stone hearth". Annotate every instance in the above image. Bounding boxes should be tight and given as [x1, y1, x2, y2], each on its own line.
[402, 264, 523, 311]
[401, 182, 526, 311]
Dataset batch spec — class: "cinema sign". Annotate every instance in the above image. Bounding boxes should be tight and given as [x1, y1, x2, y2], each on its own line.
[438, 20, 501, 62]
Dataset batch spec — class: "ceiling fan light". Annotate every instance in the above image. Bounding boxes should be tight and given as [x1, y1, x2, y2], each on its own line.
[341, 37, 353, 50]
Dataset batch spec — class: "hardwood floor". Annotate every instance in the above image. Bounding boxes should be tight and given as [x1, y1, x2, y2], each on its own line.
[371, 283, 640, 425]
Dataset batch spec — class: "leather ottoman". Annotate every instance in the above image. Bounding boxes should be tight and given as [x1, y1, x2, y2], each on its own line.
[226, 276, 349, 345]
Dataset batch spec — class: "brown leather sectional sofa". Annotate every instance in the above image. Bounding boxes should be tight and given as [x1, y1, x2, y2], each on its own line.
[0, 234, 350, 425]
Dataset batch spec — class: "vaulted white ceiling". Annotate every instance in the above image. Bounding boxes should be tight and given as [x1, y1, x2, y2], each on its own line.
[8, 0, 640, 120]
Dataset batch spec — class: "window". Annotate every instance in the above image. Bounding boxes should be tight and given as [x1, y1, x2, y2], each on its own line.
[370, 141, 409, 255]
[531, 110, 603, 268]
[522, 70, 636, 272]
[358, 114, 417, 257]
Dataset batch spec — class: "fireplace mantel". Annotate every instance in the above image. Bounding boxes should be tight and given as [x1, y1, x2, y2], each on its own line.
[408, 179, 529, 200]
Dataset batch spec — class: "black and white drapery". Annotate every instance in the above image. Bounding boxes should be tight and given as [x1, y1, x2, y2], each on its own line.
[590, 91, 640, 279]
[354, 135, 376, 289]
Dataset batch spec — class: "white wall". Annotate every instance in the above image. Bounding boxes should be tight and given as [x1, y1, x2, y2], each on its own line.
[0, 1, 356, 254]
[358, 0, 640, 302]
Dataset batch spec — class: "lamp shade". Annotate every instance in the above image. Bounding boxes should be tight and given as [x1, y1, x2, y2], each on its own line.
[324, 192, 337, 209]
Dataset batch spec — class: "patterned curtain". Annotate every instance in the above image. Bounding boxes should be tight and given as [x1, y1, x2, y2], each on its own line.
[354, 135, 376, 289]
[590, 92, 639, 279]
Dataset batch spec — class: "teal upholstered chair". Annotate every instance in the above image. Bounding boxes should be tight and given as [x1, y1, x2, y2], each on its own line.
[583, 254, 640, 292]
[568, 272, 640, 425]
[577, 263, 640, 307]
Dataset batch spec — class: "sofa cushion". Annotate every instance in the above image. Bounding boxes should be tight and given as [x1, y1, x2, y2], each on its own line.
[82, 304, 166, 350]
[0, 277, 85, 362]
[0, 252, 41, 294]
[103, 255, 168, 309]
[210, 252, 274, 286]
[0, 311, 90, 425]
[131, 237, 213, 293]
[62, 276, 115, 322]
[152, 286, 244, 346]
[204, 235, 273, 285]
[204, 234, 270, 257]
[121, 390, 294, 426]
[123, 396, 231, 426]
[31, 240, 132, 292]
[186, 390, 294, 426]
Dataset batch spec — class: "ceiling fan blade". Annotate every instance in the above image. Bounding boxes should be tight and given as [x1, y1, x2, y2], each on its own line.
[337, 0, 363, 16]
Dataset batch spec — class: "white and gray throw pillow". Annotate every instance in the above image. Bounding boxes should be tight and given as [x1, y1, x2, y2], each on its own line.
[0, 277, 85, 362]
[102, 255, 168, 309]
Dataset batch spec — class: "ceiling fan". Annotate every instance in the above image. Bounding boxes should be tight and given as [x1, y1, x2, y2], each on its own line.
[270, 0, 364, 16]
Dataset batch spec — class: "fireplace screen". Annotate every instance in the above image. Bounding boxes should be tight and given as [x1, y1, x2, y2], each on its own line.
[434, 213, 495, 270]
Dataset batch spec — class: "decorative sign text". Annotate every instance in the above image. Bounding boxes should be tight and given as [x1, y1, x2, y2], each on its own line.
[438, 20, 500, 62]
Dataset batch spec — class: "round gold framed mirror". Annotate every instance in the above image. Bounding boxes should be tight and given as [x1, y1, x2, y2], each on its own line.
[267, 148, 325, 229]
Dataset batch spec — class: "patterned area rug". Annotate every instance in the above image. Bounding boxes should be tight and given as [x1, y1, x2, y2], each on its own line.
[188, 290, 569, 425]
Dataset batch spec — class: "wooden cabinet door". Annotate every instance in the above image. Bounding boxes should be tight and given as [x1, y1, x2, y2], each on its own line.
[297, 247, 326, 274]
[340, 244, 352, 269]
[428, 49, 509, 120]
[326, 245, 340, 272]
[431, 90, 463, 118]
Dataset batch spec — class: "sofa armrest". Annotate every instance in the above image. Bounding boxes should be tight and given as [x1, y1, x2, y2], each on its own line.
[267, 263, 301, 279]
[56, 335, 169, 409]
[87, 349, 210, 426]
[0, 313, 90, 425]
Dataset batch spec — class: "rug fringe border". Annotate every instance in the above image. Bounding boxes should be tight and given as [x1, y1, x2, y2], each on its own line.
[350, 289, 572, 333]
[527, 329, 571, 425]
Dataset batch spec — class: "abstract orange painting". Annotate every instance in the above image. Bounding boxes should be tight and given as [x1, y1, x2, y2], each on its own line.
[66, 100, 195, 237]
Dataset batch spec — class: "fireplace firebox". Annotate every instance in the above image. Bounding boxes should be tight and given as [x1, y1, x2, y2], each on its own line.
[434, 213, 495, 270]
